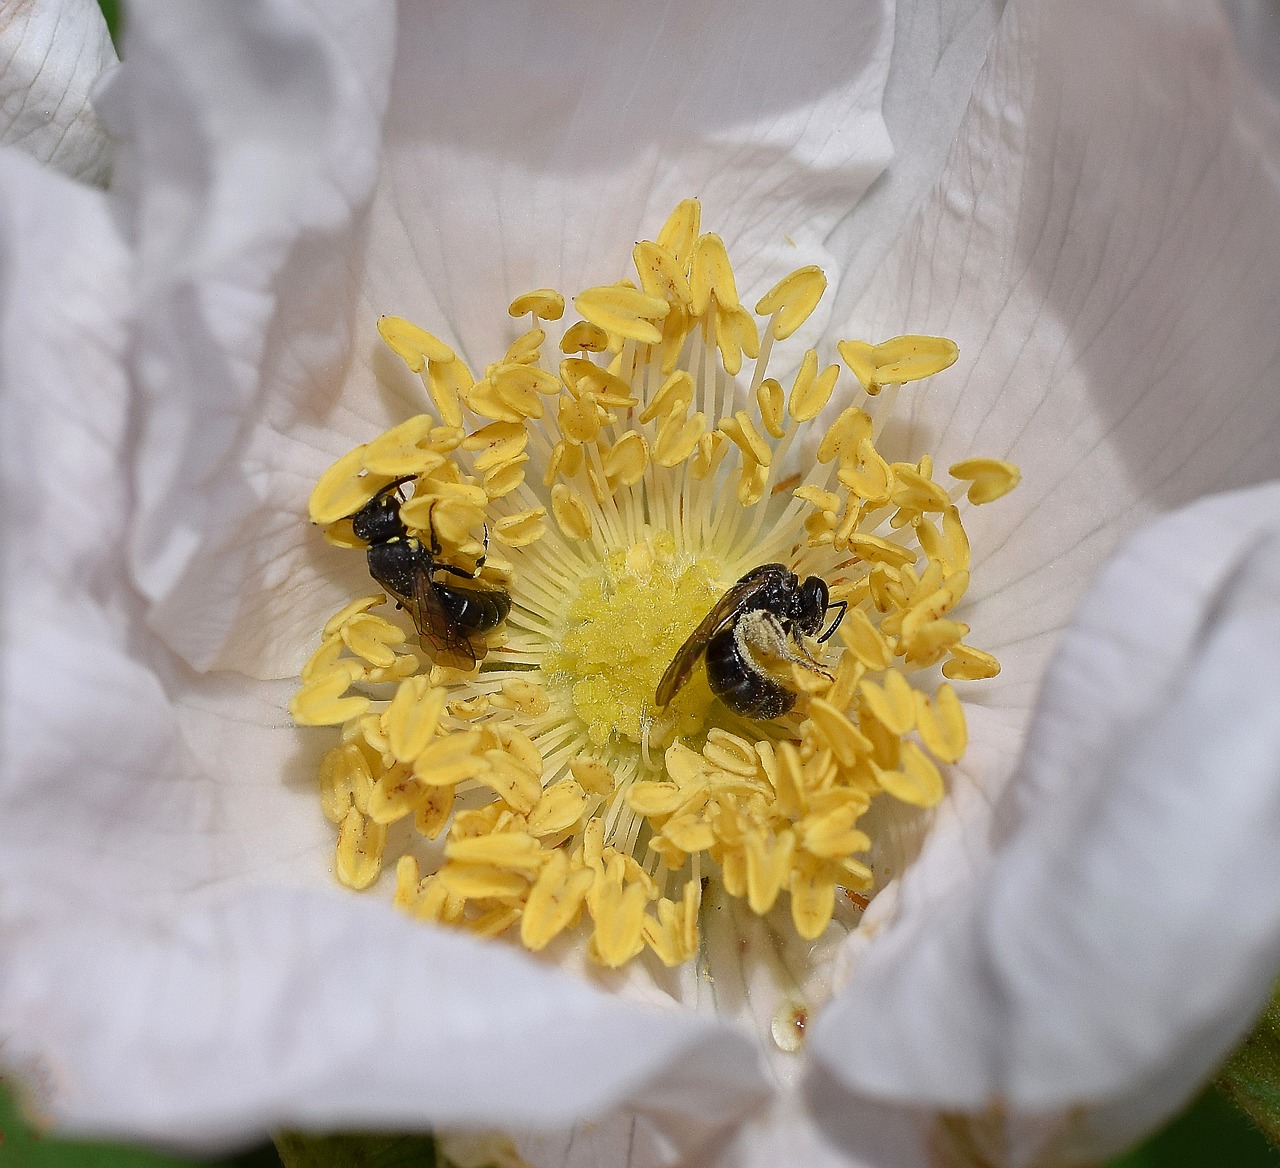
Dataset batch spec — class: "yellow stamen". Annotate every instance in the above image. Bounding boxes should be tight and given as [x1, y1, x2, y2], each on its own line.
[296, 199, 1018, 970]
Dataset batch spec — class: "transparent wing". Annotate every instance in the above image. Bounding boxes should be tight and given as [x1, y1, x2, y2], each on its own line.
[654, 568, 784, 707]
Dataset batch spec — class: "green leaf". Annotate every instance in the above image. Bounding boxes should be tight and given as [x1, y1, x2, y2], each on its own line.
[1219, 979, 1280, 1149]
[274, 1132, 439, 1168]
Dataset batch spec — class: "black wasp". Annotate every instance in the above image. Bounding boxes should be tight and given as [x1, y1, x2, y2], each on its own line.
[351, 477, 511, 669]
[655, 564, 846, 720]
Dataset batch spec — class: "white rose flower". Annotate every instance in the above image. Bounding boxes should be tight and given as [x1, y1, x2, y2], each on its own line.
[1, 1, 1278, 1166]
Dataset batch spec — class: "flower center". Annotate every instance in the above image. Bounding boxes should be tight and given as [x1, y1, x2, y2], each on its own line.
[546, 532, 722, 748]
[291, 198, 1021, 971]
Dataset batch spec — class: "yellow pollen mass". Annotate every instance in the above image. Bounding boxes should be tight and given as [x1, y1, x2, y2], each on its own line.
[546, 535, 722, 746]
[294, 198, 1019, 972]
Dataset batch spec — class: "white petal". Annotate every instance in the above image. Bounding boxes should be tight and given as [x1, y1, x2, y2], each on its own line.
[836, 0, 1280, 832]
[106, 0, 396, 672]
[358, 0, 896, 370]
[7, 894, 767, 1152]
[0, 0, 116, 182]
[0, 130, 769, 1155]
[812, 483, 1280, 1159]
[826, 0, 1007, 309]
[116, 0, 899, 679]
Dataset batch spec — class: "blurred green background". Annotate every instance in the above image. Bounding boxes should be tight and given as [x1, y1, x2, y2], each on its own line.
[3, 1075, 1277, 1168]
[40, 2, 1275, 1166]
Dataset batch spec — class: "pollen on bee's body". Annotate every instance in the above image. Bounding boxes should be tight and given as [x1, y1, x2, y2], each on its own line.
[291, 198, 1019, 970]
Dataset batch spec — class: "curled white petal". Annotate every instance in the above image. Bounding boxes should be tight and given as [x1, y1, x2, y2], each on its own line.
[0, 0, 116, 182]
[814, 484, 1280, 1160]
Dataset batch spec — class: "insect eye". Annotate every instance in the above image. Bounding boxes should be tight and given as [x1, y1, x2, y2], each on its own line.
[796, 577, 829, 634]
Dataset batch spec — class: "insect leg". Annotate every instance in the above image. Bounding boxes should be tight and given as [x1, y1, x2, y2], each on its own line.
[817, 600, 848, 643]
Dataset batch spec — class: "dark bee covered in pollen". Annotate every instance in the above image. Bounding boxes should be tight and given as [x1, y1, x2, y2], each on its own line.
[656, 563, 845, 720]
[351, 477, 510, 669]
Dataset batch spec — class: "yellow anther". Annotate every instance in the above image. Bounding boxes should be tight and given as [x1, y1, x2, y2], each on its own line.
[713, 302, 760, 376]
[848, 533, 917, 569]
[943, 643, 1001, 680]
[705, 728, 759, 771]
[656, 198, 701, 266]
[860, 671, 917, 737]
[753, 377, 785, 439]
[560, 320, 610, 353]
[412, 730, 489, 785]
[836, 607, 893, 671]
[719, 410, 772, 468]
[807, 698, 871, 767]
[508, 288, 566, 321]
[561, 359, 635, 408]
[448, 694, 490, 721]
[798, 806, 870, 859]
[309, 448, 396, 526]
[654, 410, 706, 467]
[493, 506, 547, 547]
[794, 484, 842, 514]
[788, 350, 840, 422]
[426, 358, 471, 428]
[480, 751, 542, 814]
[838, 437, 894, 504]
[746, 829, 796, 915]
[362, 415, 439, 477]
[916, 684, 967, 764]
[877, 741, 945, 807]
[415, 784, 454, 839]
[542, 439, 576, 485]
[817, 406, 873, 464]
[322, 518, 362, 549]
[837, 335, 959, 395]
[378, 316, 455, 371]
[638, 369, 693, 425]
[625, 781, 685, 818]
[503, 328, 546, 367]
[468, 373, 541, 424]
[790, 854, 837, 940]
[558, 393, 604, 444]
[495, 678, 551, 718]
[482, 455, 529, 500]
[902, 618, 969, 666]
[690, 429, 727, 480]
[643, 879, 701, 967]
[689, 233, 739, 316]
[551, 483, 593, 541]
[573, 285, 670, 346]
[340, 612, 406, 668]
[949, 457, 1021, 504]
[736, 459, 769, 507]
[290, 663, 369, 726]
[464, 419, 528, 466]
[322, 595, 386, 639]
[526, 780, 588, 837]
[522, 851, 594, 950]
[301, 635, 347, 685]
[756, 265, 828, 340]
[660, 815, 716, 854]
[367, 766, 430, 826]
[335, 807, 387, 890]
[570, 755, 615, 796]
[446, 831, 545, 875]
[411, 497, 485, 550]
[588, 875, 649, 968]
[892, 464, 951, 514]
[633, 239, 693, 308]
[603, 431, 649, 487]
[437, 862, 530, 901]
[318, 741, 373, 824]
[386, 677, 447, 763]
